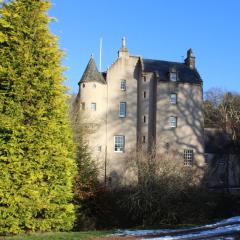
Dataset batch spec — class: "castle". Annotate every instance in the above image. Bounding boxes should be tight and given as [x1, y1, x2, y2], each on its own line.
[76, 38, 205, 185]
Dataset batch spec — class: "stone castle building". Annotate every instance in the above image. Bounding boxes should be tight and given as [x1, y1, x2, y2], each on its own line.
[75, 38, 205, 185]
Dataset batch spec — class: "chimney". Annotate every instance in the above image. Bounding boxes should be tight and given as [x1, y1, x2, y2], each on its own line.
[118, 36, 129, 58]
[185, 48, 195, 69]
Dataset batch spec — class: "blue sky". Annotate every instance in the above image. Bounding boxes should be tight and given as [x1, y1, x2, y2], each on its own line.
[49, 0, 240, 94]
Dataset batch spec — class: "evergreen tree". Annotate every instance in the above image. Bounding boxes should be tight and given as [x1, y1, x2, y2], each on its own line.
[70, 99, 99, 229]
[0, 0, 76, 234]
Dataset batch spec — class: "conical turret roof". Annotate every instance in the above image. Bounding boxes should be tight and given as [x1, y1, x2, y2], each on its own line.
[79, 56, 106, 84]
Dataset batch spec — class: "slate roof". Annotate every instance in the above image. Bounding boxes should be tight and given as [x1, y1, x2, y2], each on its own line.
[79, 57, 106, 85]
[143, 59, 202, 84]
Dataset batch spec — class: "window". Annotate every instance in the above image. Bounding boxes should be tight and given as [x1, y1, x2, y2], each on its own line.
[142, 136, 146, 143]
[204, 154, 208, 164]
[82, 83, 86, 88]
[169, 116, 177, 128]
[120, 80, 126, 91]
[143, 91, 146, 98]
[97, 145, 102, 152]
[143, 115, 146, 123]
[184, 149, 194, 166]
[143, 76, 147, 82]
[91, 102, 96, 111]
[170, 72, 177, 81]
[170, 93, 177, 104]
[119, 102, 126, 117]
[81, 102, 85, 110]
[92, 83, 96, 88]
[114, 136, 125, 152]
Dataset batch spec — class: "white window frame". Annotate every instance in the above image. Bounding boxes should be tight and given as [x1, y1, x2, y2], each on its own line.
[119, 102, 126, 117]
[120, 80, 126, 91]
[170, 93, 177, 104]
[184, 149, 194, 166]
[114, 135, 125, 152]
[170, 72, 177, 81]
[91, 102, 96, 111]
[169, 116, 177, 128]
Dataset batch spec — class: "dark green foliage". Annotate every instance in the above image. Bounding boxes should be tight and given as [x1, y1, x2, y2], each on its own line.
[79, 186, 240, 229]
[70, 100, 99, 230]
[0, 0, 76, 234]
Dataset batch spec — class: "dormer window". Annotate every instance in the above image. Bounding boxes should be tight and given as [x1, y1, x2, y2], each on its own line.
[170, 72, 177, 81]
[169, 66, 177, 81]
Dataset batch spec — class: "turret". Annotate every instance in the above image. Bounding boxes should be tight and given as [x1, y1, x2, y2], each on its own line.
[78, 55, 105, 86]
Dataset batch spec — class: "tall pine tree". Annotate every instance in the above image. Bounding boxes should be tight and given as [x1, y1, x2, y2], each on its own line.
[0, 0, 76, 234]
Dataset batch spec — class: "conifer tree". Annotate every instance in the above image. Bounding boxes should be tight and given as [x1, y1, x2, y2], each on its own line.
[0, 0, 76, 234]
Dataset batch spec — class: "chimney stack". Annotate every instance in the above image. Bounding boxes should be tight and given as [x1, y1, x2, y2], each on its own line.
[185, 48, 195, 69]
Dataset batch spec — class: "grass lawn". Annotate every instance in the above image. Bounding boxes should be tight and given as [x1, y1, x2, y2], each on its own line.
[3, 231, 112, 240]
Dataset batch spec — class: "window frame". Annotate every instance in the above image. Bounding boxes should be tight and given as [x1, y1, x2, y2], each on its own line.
[170, 72, 177, 81]
[120, 79, 126, 91]
[169, 116, 177, 128]
[184, 149, 194, 166]
[114, 135, 125, 152]
[91, 102, 96, 111]
[119, 102, 126, 118]
[170, 93, 177, 104]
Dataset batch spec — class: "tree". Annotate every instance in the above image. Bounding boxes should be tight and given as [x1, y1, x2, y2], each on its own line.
[0, 0, 76, 234]
[70, 98, 99, 230]
[204, 89, 240, 148]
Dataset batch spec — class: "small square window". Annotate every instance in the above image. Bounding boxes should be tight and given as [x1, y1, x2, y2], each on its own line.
[169, 116, 177, 128]
[91, 103, 96, 111]
[114, 135, 125, 152]
[97, 145, 102, 152]
[170, 93, 177, 104]
[81, 102, 85, 110]
[120, 80, 126, 91]
[82, 83, 86, 88]
[119, 102, 126, 117]
[184, 149, 194, 166]
[170, 72, 177, 81]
